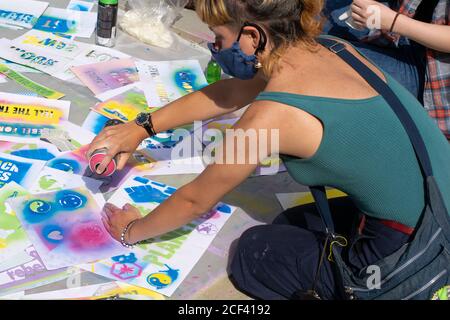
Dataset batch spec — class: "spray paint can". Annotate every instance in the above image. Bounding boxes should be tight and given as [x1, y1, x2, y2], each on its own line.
[89, 119, 124, 177]
[96, 0, 118, 47]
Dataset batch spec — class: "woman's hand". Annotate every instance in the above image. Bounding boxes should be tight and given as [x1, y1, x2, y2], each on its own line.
[351, 0, 397, 31]
[102, 203, 143, 244]
[86, 121, 149, 174]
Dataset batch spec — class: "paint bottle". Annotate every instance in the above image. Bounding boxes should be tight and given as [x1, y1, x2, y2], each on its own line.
[88, 119, 124, 177]
[96, 0, 118, 47]
[206, 58, 222, 84]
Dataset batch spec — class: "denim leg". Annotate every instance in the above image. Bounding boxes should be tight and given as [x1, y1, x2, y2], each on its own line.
[229, 224, 338, 300]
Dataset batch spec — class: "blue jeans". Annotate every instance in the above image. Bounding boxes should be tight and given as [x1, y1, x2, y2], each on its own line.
[322, 0, 426, 101]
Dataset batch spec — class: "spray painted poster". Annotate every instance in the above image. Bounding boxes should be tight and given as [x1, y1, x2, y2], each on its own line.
[0, 245, 68, 294]
[0, 182, 31, 264]
[0, 140, 60, 162]
[136, 60, 208, 107]
[81, 111, 109, 135]
[13, 29, 90, 60]
[0, 92, 70, 142]
[8, 187, 127, 270]
[0, 38, 72, 77]
[60, 46, 132, 82]
[45, 144, 161, 193]
[138, 131, 206, 176]
[30, 167, 103, 195]
[10, 30, 130, 81]
[0, 152, 45, 189]
[80, 175, 236, 297]
[92, 85, 158, 122]
[71, 58, 140, 95]
[0, 0, 49, 29]
[39, 121, 95, 152]
[33, 7, 97, 38]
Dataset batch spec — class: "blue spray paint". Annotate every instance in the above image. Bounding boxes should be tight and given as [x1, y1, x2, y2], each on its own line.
[0, 157, 32, 188]
[23, 199, 55, 224]
[11, 148, 56, 161]
[147, 264, 179, 290]
[47, 158, 81, 174]
[55, 190, 87, 210]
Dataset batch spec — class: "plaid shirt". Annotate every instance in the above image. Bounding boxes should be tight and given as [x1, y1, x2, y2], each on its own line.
[364, 0, 450, 140]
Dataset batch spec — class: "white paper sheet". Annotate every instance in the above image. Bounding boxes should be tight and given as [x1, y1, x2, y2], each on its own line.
[136, 60, 208, 107]
[0, 0, 49, 29]
[0, 38, 73, 77]
[33, 7, 97, 38]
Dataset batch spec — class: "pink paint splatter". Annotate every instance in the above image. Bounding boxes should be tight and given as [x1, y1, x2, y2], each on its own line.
[69, 221, 110, 250]
[201, 210, 221, 220]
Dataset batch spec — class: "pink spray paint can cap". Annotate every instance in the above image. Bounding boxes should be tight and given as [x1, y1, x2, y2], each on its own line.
[88, 119, 124, 177]
[89, 148, 117, 177]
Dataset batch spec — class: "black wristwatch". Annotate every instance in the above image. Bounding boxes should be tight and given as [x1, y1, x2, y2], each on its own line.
[135, 112, 156, 137]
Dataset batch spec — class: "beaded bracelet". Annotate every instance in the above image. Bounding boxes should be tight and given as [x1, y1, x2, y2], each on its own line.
[389, 12, 401, 33]
[120, 219, 139, 248]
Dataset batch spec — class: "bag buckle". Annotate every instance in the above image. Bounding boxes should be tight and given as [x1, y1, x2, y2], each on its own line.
[329, 42, 346, 54]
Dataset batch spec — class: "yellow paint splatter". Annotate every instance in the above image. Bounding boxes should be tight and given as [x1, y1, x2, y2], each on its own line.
[293, 189, 348, 207]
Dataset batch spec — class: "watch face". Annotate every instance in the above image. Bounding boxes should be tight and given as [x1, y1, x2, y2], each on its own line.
[136, 113, 148, 125]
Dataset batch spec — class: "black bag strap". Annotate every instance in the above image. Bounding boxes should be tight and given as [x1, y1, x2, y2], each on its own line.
[311, 37, 435, 234]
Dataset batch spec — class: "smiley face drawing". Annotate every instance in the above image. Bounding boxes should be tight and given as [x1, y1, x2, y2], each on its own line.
[146, 265, 179, 290]
[56, 191, 87, 210]
[28, 200, 52, 214]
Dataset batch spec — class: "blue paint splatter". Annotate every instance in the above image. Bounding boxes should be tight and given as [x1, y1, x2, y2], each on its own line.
[55, 190, 86, 210]
[147, 265, 179, 290]
[23, 199, 55, 224]
[133, 176, 149, 185]
[47, 158, 81, 174]
[70, 4, 89, 12]
[34, 16, 73, 34]
[125, 184, 171, 204]
[0, 157, 32, 188]
[11, 148, 56, 161]
[216, 204, 232, 214]
[85, 112, 109, 135]
[0, 122, 53, 139]
[42, 225, 65, 244]
[174, 69, 207, 95]
[112, 253, 138, 264]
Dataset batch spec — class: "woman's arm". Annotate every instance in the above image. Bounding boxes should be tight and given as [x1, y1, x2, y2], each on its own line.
[102, 101, 279, 244]
[393, 15, 450, 53]
[150, 76, 267, 133]
[87, 76, 267, 173]
[351, 0, 450, 53]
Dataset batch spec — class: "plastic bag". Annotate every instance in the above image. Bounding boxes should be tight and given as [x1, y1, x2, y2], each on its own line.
[120, 0, 189, 48]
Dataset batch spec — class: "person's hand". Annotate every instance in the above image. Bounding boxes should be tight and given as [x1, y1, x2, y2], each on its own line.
[351, 0, 398, 31]
[102, 203, 143, 244]
[86, 121, 149, 174]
